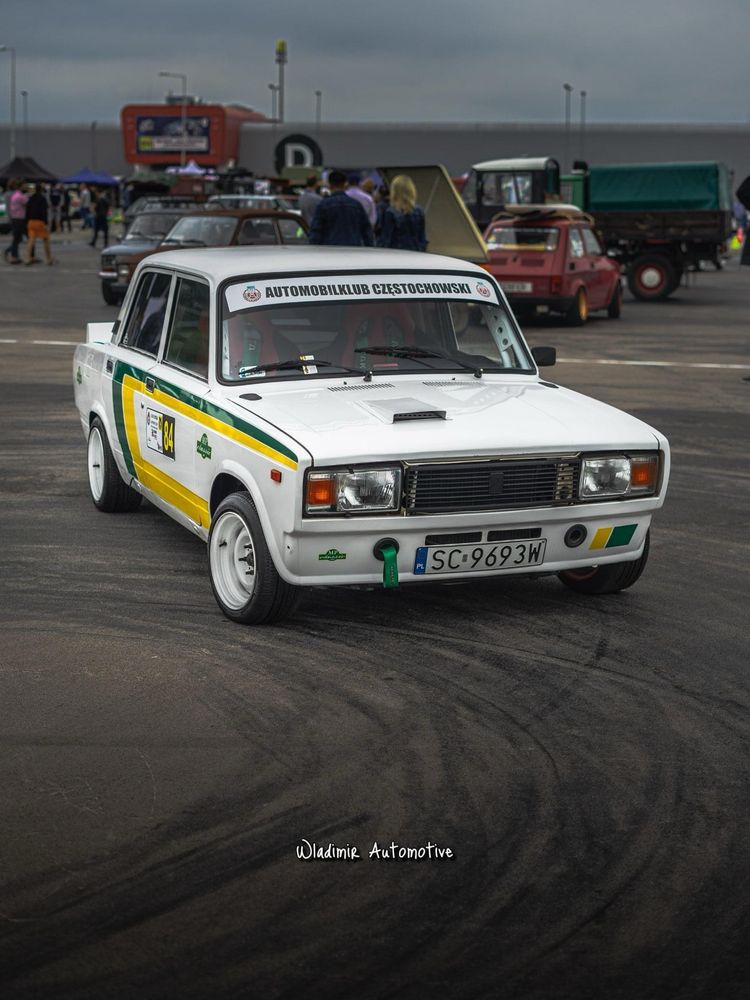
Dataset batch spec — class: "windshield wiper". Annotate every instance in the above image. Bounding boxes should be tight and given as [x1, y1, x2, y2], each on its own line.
[358, 345, 485, 379]
[239, 358, 374, 381]
[162, 238, 207, 247]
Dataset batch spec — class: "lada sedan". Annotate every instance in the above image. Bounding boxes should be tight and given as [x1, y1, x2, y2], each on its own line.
[73, 246, 669, 625]
[484, 206, 622, 324]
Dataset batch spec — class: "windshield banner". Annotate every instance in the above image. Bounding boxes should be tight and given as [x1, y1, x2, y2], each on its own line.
[224, 273, 500, 312]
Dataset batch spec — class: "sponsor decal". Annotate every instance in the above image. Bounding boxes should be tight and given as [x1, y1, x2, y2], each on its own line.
[146, 408, 175, 460]
[589, 524, 638, 550]
[225, 273, 499, 313]
[318, 548, 347, 561]
[196, 433, 212, 460]
[76, 365, 82, 384]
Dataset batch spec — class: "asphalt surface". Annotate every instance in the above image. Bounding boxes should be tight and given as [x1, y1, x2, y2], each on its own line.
[1, 230, 750, 1000]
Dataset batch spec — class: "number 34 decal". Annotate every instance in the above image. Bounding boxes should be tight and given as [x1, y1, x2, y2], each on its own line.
[146, 408, 175, 460]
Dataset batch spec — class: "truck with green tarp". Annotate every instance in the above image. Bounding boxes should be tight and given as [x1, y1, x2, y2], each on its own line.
[562, 161, 733, 300]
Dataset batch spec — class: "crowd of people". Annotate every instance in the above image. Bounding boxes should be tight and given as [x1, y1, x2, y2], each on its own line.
[3, 180, 112, 265]
[304, 170, 427, 252]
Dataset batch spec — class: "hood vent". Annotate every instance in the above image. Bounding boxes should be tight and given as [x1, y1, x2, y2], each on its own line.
[393, 410, 446, 422]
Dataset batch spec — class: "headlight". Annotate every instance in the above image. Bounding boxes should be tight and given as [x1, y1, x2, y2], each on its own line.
[305, 467, 402, 514]
[580, 453, 659, 499]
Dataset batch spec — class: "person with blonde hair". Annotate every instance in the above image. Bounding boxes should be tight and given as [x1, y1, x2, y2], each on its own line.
[377, 174, 427, 252]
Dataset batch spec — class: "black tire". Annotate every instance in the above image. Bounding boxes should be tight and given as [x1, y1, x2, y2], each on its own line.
[627, 256, 676, 301]
[558, 531, 650, 595]
[208, 491, 299, 625]
[607, 282, 622, 318]
[101, 281, 121, 306]
[565, 287, 588, 326]
[87, 417, 142, 512]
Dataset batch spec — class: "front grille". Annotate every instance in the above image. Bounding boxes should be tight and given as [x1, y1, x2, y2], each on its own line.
[404, 458, 580, 514]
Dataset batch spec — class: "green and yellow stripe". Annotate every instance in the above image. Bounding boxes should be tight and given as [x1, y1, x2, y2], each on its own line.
[589, 524, 638, 550]
[111, 361, 298, 526]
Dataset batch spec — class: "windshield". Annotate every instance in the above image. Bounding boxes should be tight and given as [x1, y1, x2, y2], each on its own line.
[163, 215, 238, 246]
[220, 273, 533, 382]
[126, 213, 178, 240]
[486, 226, 560, 251]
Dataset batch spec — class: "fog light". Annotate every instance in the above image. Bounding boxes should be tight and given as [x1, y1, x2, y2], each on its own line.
[564, 524, 587, 548]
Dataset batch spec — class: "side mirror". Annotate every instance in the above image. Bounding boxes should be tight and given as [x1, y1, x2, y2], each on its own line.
[532, 346, 556, 367]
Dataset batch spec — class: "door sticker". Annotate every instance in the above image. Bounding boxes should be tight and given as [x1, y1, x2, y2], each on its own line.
[146, 408, 175, 460]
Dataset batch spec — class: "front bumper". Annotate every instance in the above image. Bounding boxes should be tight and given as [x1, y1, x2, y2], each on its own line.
[505, 294, 575, 313]
[276, 499, 659, 586]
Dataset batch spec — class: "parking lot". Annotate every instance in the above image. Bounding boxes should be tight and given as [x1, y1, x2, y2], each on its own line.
[1, 230, 750, 1000]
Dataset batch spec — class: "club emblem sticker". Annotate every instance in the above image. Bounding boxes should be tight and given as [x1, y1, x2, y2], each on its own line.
[243, 285, 262, 303]
[476, 282, 491, 298]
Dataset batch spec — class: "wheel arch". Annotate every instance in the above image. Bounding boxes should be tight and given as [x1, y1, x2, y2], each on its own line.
[209, 462, 288, 571]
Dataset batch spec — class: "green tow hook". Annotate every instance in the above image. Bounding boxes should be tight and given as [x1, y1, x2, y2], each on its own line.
[374, 539, 400, 589]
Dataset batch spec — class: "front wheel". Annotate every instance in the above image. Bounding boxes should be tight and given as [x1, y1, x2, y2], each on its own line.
[566, 287, 588, 326]
[558, 532, 650, 595]
[101, 281, 122, 306]
[208, 491, 299, 625]
[87, 417, 142, 512]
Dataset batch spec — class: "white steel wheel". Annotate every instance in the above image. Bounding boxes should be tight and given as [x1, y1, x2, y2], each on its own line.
[87, 424, 105, 502]
[207, 491, 300, 626]
[86, 416, 142, 513]
[209, 510, 257, 610]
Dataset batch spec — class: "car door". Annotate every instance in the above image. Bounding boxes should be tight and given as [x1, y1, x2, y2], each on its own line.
[581, 226, 611, 308]
[148, 274, 213, 531]
[566, 226, 587, 297]
[105, 268, 174, 488]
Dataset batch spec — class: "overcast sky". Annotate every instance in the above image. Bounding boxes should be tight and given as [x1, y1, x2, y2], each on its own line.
[2, 0, 749, 125]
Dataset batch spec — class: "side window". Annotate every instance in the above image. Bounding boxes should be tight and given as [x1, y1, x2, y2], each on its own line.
[582, 227, 603, 256]
[277, 218, 308, 244]
[568, 228, 585, 258]
[163, 278, 211, 378]
[121, 271, 173, 356]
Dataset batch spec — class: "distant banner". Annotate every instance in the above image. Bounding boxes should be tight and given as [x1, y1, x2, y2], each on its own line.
[136, 115, 211, 154]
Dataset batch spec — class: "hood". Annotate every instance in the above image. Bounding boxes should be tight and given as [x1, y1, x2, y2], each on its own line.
[228, 375, 661, 465]
[102, 238, 161, 257]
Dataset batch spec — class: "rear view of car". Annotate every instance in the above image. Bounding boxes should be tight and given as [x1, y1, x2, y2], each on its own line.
[484, 207, 622, 325]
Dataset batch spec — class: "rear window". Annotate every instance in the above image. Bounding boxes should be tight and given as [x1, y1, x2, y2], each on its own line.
[486, 226, 559, 251]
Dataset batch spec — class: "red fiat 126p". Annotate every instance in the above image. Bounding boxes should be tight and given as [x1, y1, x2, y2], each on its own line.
[483, 205, 622, 325]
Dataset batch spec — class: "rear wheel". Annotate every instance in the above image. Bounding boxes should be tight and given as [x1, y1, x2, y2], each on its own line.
[566, 287, 588, 326]
[558, 531, 650, 595]
[87, 417, 142, 512]
[208, 491, 299, 625]
[607, 282, 622, 318]
[627, 256, 676, 301]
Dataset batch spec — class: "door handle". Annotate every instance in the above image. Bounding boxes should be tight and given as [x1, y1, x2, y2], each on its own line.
[145, 376, 156, 393]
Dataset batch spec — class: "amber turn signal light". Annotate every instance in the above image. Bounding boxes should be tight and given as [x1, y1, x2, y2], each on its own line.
[630, 456, 658, 492]
[306, 475, 336, 507]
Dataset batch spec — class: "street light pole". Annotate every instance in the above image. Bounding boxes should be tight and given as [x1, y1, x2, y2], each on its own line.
[0, 44, 16, 160]
[579, 90, 587, 162]
[159, 70, 188, 167]
[563, 82, 573, 172]
[314, 90, 322, 130]
[20, 89, 28, 155]
[275, 40, 287, 124]
[268, 83, 278, 122]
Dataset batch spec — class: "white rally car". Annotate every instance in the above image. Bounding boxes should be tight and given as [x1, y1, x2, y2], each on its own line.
[73, 246, 670, 625]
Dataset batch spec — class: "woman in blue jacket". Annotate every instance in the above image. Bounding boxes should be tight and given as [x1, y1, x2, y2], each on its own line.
[377, 175, 427, 252]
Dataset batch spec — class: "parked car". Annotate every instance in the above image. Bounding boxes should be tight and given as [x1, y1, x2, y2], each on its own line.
[73, 245, 669, 626]
[99, 206, 201, 304]
[483, 205, 622, 324]
[206, 193, 299, 213]
[98, 209, 308, 305]
[123, 194, 203, 228]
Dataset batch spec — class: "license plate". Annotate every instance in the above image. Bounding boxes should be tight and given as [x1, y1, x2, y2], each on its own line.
[500, 281, 533, 293]
[413, 539, 547, 575]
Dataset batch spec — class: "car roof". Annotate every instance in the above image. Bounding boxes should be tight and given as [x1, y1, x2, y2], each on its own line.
[145, 245, 491, 283]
